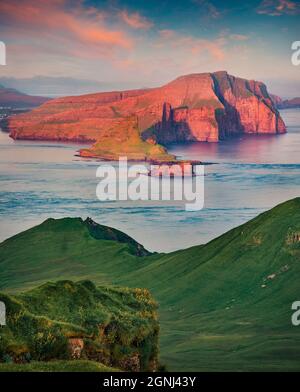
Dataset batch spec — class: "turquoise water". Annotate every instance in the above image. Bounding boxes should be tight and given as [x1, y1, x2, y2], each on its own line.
[0, 109, 299, 252]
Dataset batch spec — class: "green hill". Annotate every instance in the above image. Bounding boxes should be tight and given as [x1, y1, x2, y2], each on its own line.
[1, 198, 300, 371]
[0, 217, 151, 292]
[0, 280, 159, 372]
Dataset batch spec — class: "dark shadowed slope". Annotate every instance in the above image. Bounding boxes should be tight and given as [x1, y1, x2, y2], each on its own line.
[0, 85, 49, 108]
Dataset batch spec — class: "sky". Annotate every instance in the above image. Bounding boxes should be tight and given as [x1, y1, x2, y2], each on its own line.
[0, 0, 299, 96]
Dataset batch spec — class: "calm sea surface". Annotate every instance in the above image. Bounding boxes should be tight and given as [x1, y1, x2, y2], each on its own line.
[0, 109, 299, 252]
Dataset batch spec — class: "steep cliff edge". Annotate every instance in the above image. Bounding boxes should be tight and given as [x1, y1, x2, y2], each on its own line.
[5, 72, 286, 160]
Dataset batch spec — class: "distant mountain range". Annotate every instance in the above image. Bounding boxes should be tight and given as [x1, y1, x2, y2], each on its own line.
[1, 198, 300, 371]
[271, 94, 300, 109]
[3, 71, 286, 162]
[0, 76, 144, 97]
[0, 84, 49, 109]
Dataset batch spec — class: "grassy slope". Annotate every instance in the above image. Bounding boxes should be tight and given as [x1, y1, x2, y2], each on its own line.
[0, 360, 119, 372]
[1, 198, 300, 371]
[0, 217, 152, 292]
[79, 117, 175, 162]
[126, 198, 300, 370]
[0, 280, 158, 371]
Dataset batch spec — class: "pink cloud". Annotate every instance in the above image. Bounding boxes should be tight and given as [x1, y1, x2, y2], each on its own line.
[0, 0, 133, 56]
[157, 29, 226, 61]
[159, 30, 177, 40]
[229, 34, 249, 41]
[119, 10, 153, 30]
[257, 0, 300, 15]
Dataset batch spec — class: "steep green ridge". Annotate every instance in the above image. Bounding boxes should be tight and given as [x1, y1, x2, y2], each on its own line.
[84, 217, 150, 256]
[0, 280, 159, 371]
[0, 217, 152, 291]
[1, 198, 300, 371]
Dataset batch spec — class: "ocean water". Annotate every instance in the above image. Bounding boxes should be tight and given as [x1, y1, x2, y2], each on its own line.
[0, 108, 299, 252]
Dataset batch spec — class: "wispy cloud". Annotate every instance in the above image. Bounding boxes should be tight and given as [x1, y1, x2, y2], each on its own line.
[157, 29, 226, 60]
[257, 0, 300, 16]
[193, 0, 222, 20]
[119, 10, 153, 30]
[228, 34, 249, 41]
[0, 0, 134, 59]
[0, 0, 297, 92]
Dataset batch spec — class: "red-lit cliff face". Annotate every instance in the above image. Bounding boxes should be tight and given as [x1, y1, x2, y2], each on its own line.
[5, 71, 286, 160]
[211, 72, 286, 136]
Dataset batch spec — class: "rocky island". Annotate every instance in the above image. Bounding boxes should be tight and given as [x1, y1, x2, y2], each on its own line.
[4, 71, 286, 162]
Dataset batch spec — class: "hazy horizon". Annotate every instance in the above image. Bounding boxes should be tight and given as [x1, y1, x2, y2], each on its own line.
[0, 72, 299, 99]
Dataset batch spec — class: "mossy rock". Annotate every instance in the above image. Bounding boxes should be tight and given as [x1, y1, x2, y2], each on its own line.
[0, 280, 159, 371]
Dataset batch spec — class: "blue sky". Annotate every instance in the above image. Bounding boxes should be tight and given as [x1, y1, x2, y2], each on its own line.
[0, 0, 299, 96]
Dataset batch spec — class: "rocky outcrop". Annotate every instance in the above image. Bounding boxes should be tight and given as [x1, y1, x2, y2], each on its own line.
[84, 217, 151, 256]
[270, 94, 283, 107]
[5, 71, 286, 160]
